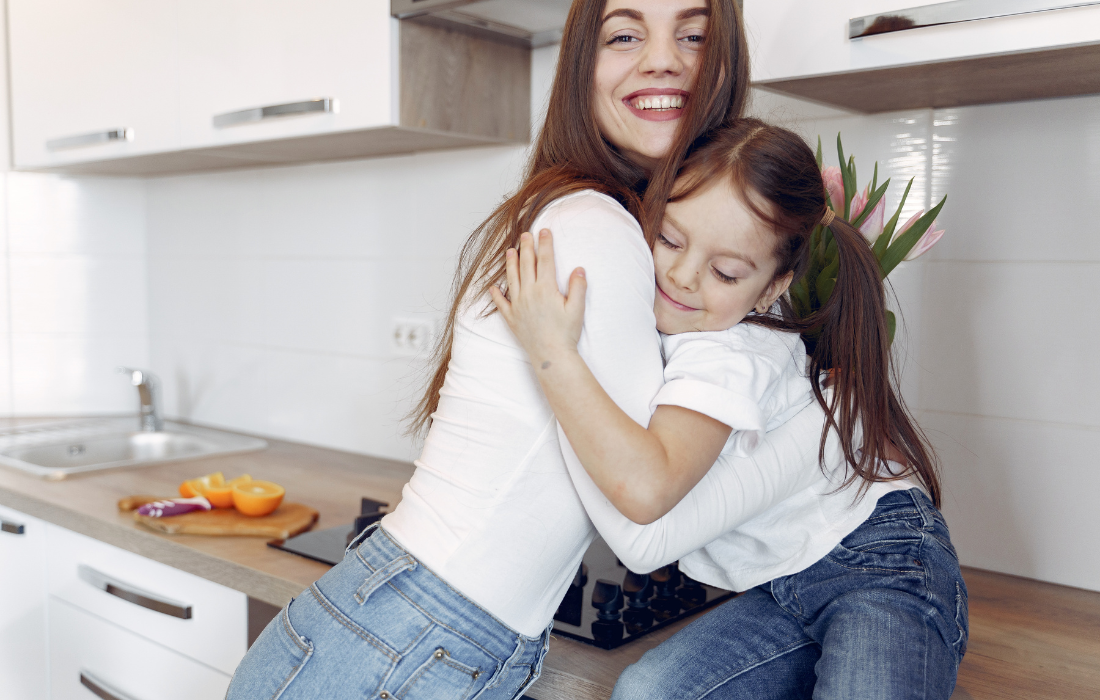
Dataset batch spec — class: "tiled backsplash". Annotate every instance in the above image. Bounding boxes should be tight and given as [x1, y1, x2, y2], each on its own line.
[2, 50, 1097, 590]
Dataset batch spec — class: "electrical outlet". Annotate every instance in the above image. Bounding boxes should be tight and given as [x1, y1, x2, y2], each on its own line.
[390, 316, 438, 357]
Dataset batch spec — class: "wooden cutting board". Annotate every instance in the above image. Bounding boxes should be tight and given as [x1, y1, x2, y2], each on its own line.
[119, 495, 318, 539]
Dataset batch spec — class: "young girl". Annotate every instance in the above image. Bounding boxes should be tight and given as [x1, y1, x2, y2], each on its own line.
[491, 119, 967, 698]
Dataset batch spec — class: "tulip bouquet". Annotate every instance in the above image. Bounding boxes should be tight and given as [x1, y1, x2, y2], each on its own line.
[788, 134, 947, 343]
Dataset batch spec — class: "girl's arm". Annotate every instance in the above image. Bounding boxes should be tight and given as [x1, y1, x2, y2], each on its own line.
[491, 230, 732, 524]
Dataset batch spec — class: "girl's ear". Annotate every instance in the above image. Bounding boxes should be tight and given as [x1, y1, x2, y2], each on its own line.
[755, 272, 794, 314]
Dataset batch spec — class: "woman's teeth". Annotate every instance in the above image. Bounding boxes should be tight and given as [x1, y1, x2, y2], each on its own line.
[631, 95, 685, 110]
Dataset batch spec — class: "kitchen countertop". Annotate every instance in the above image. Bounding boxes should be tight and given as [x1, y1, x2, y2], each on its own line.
[0, 418, 693, 700]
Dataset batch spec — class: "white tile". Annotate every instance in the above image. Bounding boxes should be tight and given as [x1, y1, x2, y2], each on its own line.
[12, 334, 149, 415]
[919, 261, 1100, 427]
[930, 94, 1100, 262]
[0, 335, 13, 416]
[885, 259, 927, 410]
[147, 257, 266, 344]
[9, 257, 147, 336]
[7, 173, 146, 256]
[924, 410, 1100, 592]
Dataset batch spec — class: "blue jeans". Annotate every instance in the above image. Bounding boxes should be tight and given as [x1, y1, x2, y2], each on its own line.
[227, 526, 550, 700]
[612, 489, 968, 700]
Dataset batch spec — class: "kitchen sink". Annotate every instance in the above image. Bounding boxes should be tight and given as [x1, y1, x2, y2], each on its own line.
[0, 417, 267, 479]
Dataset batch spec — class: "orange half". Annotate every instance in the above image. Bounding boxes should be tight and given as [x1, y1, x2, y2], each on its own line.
[205, 474, 252, 508]
[179, 472, 225, 498]
[232, 480, 285, 517]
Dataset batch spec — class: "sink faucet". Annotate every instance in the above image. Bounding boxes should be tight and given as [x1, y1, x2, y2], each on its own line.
[117, 367, 163, 432]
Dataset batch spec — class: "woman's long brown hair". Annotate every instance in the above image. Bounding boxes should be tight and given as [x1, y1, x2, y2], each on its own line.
[671, 120, 942, 506]
[410, 0, 751, 434]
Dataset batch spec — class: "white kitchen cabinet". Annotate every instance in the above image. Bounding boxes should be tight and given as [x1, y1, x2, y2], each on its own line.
[7, 0, 179, 169]
[747, 1, 1100, 113]
[176, 0, 392, 150]
[0, 505, 49, 700]
[46, 524, 248, 676]
[49, 600, 231, 700]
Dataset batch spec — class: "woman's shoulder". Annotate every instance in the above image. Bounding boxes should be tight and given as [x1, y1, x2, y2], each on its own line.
[532, 190, 644, 240]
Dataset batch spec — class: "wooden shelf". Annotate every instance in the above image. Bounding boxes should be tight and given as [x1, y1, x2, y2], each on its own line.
[754, 42, 1100, 113]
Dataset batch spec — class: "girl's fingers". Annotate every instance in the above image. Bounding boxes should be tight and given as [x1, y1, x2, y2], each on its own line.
[504, 248, 519, 297]
[565, 267, 587, 320]
[536, 229, 557, 288]
[518, 231, 537, 284]
[489, 285, 511, 318]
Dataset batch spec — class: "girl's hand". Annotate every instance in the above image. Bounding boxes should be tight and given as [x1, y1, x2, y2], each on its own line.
[490, 229, 587, 367]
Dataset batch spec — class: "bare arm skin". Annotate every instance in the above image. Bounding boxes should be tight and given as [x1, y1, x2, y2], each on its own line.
[490, 230, 732, 524]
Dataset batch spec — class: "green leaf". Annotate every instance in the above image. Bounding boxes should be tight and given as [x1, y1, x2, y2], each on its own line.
[880, 195, 947, 277]
[851, 179, 891, 230]
[886, 310, 897, 345]
[815, 255, 840, 305]
[871, 162, 879, 193]
[875, 178, 914, 260]
[790, 277, 810, 317]
[816, 136, 823, 169]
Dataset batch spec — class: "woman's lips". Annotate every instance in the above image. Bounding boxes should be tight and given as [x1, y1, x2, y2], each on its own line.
[623, 89, 689, 122]
[657, 284, 699, 312]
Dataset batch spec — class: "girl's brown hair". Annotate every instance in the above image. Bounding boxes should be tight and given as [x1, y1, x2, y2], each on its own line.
[411, 0, 751, 434]
[672, 119, 941, 506]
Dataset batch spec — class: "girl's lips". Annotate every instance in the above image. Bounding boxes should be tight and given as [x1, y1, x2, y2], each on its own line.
[657, 284, 698, 312]
[623, 89, 689, 123]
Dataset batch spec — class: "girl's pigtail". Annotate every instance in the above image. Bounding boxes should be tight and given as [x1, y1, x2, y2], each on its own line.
[812, 217, 940, 504]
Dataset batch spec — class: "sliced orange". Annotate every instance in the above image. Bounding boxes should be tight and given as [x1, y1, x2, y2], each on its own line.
[178, 472, 225, 498]
[232, 480, 285, 517]
[205, 474, 252, 508]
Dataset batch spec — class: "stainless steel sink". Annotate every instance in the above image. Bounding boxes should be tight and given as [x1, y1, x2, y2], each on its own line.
[0, 417, 267, 479]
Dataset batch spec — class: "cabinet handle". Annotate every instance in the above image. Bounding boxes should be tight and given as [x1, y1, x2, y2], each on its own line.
[80, 671, 141, 700]
[1, 519, 25, 535]
[46, 128, 134, 151]
[850, 0, 1100, 38]
[77, 564, 192, 620]
[212, 97, 337, 128]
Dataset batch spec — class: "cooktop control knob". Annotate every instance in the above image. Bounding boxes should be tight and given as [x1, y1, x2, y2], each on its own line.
[679, 574, 707, 610]
[590, 579, 625, 645]
[622, 571, 655, 633]
[649, 566, 683, 620]
[573, 562, 589, 589]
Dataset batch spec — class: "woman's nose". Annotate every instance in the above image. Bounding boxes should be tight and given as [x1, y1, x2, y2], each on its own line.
[638, 33, 685, 77]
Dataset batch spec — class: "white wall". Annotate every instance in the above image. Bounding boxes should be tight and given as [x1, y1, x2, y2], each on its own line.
[0, 2, 148, 418]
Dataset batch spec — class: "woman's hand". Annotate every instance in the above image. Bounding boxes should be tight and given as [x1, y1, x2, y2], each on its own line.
[490, 229, 587, 367]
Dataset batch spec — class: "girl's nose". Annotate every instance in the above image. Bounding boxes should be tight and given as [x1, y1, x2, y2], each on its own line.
[638, 32, 685, 77]
[667, 261, 698, 292]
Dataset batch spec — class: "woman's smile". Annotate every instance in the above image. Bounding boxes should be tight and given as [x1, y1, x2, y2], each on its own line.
[624, 88, 690, 122]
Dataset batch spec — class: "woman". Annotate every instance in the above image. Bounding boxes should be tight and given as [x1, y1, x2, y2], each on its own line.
[227, 1, 812, 698]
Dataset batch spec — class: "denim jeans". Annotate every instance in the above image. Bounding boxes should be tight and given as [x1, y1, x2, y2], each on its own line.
[226, 526, 550, 700]
[612, 489, 968, 700]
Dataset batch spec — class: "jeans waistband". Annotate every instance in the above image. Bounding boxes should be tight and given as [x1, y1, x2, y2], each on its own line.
[350, 526, 547, 662]
[872, 487, 942, 530]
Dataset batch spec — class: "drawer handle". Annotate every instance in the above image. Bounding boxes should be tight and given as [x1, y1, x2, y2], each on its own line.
[80, 671, 141, 700]
[1, 519, 25, 535]
[212, 97, 337, 128]
[77, 564, 192, 620]
[850, 0, 1100, 38]
[46, 128, 134, 151]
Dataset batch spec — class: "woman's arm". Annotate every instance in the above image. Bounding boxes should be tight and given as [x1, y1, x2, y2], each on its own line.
[492, 230, 732, 524]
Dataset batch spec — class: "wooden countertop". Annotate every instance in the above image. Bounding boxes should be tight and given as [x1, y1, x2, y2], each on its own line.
[0, 418, 680, 700]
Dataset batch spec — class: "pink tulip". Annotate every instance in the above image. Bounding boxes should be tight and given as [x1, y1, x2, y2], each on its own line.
[858, 198, 885, 244]
[904, 222, 945, 261]
[822, 167, 845, 214]
[849, 187, 869, 221]
[891, 210, 924, 245]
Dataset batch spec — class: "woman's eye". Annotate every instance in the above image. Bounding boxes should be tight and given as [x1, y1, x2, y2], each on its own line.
[607, 34, 640, 45]
[680, 33, 705, 44]
[713, 268, 737, 283]
[657, 234, 681, 249]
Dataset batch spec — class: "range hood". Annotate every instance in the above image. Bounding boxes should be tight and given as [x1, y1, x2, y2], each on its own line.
[391, 0, 572, 47]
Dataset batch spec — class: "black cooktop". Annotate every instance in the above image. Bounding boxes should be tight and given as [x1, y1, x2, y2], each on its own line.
[268, 499, 736, 650]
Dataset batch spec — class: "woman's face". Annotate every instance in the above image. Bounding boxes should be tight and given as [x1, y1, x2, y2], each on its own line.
[653, 178, 792, 335]
[594, 0, 709, 170]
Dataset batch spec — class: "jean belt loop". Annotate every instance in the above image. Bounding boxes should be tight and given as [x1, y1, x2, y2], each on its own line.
[355, 552, 417, 605]
[344, 521, 382, 557]
[909, 488, 934, 531]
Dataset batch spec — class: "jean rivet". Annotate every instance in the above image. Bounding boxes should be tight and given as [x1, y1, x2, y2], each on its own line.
[914, 559, 922, 565]
[434, 649, 445, 660]
[379, 692, 390, 699]
[472, 670, 480, 679]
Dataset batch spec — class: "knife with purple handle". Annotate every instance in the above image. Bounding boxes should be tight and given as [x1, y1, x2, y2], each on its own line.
[137, 496, 212, 517]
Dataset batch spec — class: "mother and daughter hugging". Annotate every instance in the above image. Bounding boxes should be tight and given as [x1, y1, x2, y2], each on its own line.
[228, 0, 968, 698]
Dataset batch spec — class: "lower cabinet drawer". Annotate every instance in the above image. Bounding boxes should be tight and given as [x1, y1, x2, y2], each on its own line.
[49, 598, 231, 700]
[47, 524, 247, 674]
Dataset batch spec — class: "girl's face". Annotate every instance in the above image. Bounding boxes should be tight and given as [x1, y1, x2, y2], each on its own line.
[594, 0, 708, 170]
[653, 178, 793, 335]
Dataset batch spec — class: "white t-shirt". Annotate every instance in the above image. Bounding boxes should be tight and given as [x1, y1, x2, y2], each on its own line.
[384, 190, 902, 635]
[652, 324, 914, 592]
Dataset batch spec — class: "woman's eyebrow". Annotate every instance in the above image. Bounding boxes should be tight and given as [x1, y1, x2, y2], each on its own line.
[602, 8, 643, 23]
[678, 8, 710, 20]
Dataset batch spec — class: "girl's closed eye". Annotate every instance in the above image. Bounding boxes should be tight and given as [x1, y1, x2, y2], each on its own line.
[712, 268, 737, 284]
[657, 233, 682, 249]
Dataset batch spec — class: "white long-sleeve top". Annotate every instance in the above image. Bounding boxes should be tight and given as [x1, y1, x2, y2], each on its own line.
[383, 191, 876, 636]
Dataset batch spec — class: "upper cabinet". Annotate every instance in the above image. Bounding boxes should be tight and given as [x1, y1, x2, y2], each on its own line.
[8, 0, 532, 175]
[8, 0, 180, 169]
[746, 0, 1100, 113]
